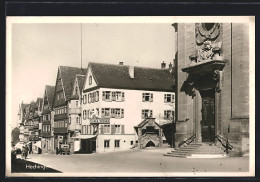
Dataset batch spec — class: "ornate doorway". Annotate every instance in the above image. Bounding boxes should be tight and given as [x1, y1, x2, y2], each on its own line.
[200, 89, 215, 142]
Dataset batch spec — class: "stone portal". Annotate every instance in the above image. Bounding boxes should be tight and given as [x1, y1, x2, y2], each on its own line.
[135, 118, 163, 149]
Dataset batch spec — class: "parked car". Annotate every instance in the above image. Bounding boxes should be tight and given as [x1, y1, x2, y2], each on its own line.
[60, 144, 70, 155]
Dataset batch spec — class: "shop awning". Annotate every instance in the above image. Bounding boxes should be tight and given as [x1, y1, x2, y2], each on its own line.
[33, 141, 42, 148]
[71, 135, 96, 139]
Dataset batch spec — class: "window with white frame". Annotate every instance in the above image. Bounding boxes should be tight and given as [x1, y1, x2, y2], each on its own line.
[164, 94, 174, 103]
[142, 93, 153, 102]
[103, 124, 110, 134]
[115, 140, 120, 148]
[115, 125, 121, 134]
[142, 109, 153, 119]
[83, 94, 86, 104]
[164, 110, 174, 120]
[104, 140, 110, 148]
[103, 91, 111, 101]
[83, 110, 86, 120]
[102, 108, 111, 118]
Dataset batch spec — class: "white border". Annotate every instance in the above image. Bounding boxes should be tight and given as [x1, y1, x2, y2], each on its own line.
[6, 16, 255, 177]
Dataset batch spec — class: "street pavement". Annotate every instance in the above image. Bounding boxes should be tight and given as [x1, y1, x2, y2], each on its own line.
[16, 147, 250, 175]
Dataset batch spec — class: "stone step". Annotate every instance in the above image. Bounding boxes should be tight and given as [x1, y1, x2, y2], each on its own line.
[164, 142, 226, 158]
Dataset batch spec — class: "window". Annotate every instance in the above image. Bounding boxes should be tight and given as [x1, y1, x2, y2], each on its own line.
[130, 141, 134, 145]
[76, 101, 78, 108]
[104, 140, 110, 148]
[69, 117, 71, 124]
[83, 110, 86, 120]
[89, 75, 92, 85]
[103, 124, 110, 134]
[75, 86, 78, 94]
[146, 126, 155, 133]
[82, 125, 86, 134]
[164, 94, 174, 103]
[115, 140, 120, 148]
[103, 91, 111, 101]
[76, 117, 79, 124]
[115, 125, 121, 134]
[164, 110, 174, 120]
[102, 108, 111, 118]
[111, 108, 124, 118]
[142, 110, 153, 119]
[83, 94, 86, 104]
[142, 93, 153, 102]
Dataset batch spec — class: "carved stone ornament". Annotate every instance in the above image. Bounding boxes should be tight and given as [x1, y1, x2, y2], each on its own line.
[195, 23, 222, 62]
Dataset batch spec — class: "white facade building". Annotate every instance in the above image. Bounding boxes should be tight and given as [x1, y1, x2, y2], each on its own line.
[79, 62, 175, 153]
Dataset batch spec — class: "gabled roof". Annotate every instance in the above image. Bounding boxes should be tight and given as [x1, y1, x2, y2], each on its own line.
[46, 85, 55, 109]
[76, 75, 86, 93]
[88, 62, 175, 92]
[59, 66, 87, 100]
[135, 118, 161, 128]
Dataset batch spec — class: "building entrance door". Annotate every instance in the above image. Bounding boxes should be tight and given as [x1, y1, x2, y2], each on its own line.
[200, 89, 215, 142]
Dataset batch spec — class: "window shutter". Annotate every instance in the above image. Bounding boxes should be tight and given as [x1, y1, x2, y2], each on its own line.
[112, 92, 116, 101]
[96, 91, 99, 102]
[111, 125, 115, 134]
[121, 125, 125, 134]
[100, 125, 104, 134]
[102, 91, 105, 101]
[142, 93, 145, 102]
[122, 92, 125, 101]
[121, 109, 124, 118]
[150, 110, 153, 117]
[150, 93, 153, 102]
[164, 94, 167, 103]
[171, 94, 175, 103]
[111, 108, 115, 118]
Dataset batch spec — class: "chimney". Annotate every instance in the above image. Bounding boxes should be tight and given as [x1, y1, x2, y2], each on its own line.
[161, 61, 166, 70]
[129, 66, 134, 78]
[169, 62, 173, 72]
[119, 62, 124, 65]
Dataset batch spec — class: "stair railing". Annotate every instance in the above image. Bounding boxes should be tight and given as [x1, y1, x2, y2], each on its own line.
[178, 134, 196, 148]
[215, 134, 233, 154]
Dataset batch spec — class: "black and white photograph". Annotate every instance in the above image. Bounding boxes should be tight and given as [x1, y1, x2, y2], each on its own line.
[6, 16, 255, 177]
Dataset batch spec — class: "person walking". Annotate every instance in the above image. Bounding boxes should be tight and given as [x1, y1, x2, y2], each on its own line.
[24, 145, 29, 159]
[56, 145, 59, 155]
[21, 145, 26, 159]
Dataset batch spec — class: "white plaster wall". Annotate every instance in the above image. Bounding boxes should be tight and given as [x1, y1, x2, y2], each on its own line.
[96, 134, 136, 153]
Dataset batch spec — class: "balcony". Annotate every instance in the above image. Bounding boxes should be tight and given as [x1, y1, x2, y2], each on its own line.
[68, 124, 81, 132]
[69, 107, 81, 115]
[54, 113, 68, 121]
[54, 127, 68, 134]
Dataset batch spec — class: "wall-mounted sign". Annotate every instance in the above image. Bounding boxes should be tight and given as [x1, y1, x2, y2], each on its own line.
[90, 118, 110, 125]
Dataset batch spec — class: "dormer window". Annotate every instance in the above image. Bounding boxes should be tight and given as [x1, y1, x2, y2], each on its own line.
[89, 76, 92, 85]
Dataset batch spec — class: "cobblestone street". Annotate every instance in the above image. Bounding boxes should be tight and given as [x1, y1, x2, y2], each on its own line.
[14, 148, 250, 176]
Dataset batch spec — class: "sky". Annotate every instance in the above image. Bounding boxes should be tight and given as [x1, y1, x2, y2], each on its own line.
[10, 21, 175, 128]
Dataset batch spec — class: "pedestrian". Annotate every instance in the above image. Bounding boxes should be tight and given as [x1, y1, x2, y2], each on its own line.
[25, 145, 29, 159]
[22, 145, 26, 159]
[56, 146, 59, 155]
